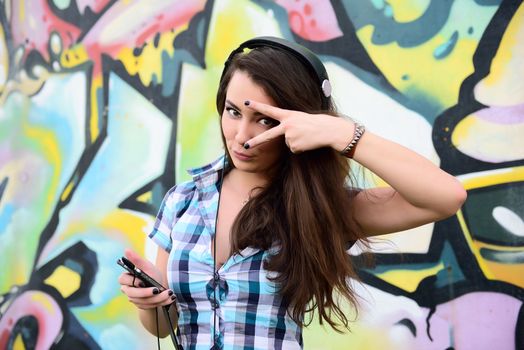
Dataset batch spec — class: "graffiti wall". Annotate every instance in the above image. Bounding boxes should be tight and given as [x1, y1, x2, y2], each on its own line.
[0, 0, 522, 349]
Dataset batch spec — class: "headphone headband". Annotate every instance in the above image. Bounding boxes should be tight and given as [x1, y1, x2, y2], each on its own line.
[221, 36, 332, 109]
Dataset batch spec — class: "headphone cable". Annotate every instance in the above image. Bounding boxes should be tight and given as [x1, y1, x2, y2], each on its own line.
[212, 157, 226, 349]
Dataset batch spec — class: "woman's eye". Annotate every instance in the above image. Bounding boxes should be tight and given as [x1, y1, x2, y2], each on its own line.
[226, 107, 240, 118]
[259, 118, 278, 127]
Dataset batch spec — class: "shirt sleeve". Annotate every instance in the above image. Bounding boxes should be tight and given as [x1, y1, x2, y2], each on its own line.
[148, 182, 194, 252]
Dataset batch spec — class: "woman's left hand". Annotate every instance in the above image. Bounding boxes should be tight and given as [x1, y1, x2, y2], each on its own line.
[243, 100, 354, 153]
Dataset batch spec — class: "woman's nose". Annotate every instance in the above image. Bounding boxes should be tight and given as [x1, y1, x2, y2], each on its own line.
[235, 120, 253, 144]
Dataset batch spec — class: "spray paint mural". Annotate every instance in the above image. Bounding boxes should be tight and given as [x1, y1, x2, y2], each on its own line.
[0, 0, 522, 349]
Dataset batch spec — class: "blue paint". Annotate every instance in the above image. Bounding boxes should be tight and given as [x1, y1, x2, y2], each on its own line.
[0, 203, 15, 234]
[342, 0, 456, 47]
[384, 4, 393, 18]
[161, 51, 177, 97]
[65, 258, 84, 274]
[402, 74, 410, 81]
[371, 0, 385, 10]
[474, 0, 502, 5]
[433, 30, 459, 59]
[435, 241, 466, 289]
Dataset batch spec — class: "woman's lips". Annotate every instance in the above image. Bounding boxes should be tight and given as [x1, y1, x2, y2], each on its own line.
[233, 150, 253, 161]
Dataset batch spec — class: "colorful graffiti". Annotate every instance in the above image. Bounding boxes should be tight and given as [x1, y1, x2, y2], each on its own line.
[0, 0, 522, 349]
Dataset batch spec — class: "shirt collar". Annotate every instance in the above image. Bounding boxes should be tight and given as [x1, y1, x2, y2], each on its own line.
[187, 154, 227, 177]
[187, 154, 228, 190]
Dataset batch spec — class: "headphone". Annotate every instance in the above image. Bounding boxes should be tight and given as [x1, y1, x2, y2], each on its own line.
[221, 36, 332, 110]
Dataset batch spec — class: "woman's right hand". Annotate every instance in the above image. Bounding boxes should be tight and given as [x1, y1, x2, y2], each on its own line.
[118, 249, 175, 310]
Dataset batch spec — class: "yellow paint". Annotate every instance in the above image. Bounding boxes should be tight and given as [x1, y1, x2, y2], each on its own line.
[55, 220, 89, 242]
[100, 209, 150, 252]
[19, 0, 26, 22]
[450, 113, 476, 142]
[307, 326, 379, 349]
[117, 28, 185, 87]
[375, 263, 445, 292]
[22, 120, 61, 207]
[387, 0, 431, 23]
[75, 290, 133, 323]
[60, 45, 90, 68]
[44, 266, 81, 298]
[451, 114, 524, 161]
[455, 166, 524, 288]
[356, 25, 477, 110]
[30, 292, 57, 313]
[459, 166, 524, 190]
[459, 208, 524, 287]
[207, 0, 282, 67]
[480, 3, 524, 88]
[60, 180, 75, 202]
[456, 209, 495, 279]
[13, 334, 24, 350]
[136, 191, 152, 203]
[0, 74, 49, 105]
[89, 75, 103, 142]
[479, 257, 524, 288]
[56, 207, 149, 246]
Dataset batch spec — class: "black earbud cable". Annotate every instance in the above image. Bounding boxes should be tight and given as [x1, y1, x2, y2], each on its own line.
[212, 158, 226, 349]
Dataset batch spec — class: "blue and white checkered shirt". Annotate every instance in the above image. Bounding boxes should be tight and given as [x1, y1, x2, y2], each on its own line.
[149, 156, 303, 349]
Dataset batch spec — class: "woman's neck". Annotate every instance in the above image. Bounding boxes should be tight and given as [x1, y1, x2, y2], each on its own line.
[225, 168, 269, 198]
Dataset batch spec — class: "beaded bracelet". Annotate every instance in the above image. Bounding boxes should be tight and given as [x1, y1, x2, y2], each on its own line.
[340, 121, 366, 158]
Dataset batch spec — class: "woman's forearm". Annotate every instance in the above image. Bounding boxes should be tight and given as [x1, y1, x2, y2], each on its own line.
[350, 130, 466, 216]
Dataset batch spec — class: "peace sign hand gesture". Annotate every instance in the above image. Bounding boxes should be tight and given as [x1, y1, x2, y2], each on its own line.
[243, 100, 355, 154]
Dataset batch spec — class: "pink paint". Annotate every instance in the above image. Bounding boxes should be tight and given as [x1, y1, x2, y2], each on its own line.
[434, 292, 521, 349]
[0, 291, 63, 350]
[79, 0, 206, 76]
[9, 0, 82, 61]
[76, 0, 113, 14]
[275, 0, 343, 41]
[475, 104, 524, 124]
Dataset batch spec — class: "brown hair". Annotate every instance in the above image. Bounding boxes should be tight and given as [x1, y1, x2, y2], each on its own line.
[216, 46, 370, 331]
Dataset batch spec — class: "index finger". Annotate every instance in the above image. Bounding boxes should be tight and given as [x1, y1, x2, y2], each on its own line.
[244, 124, 285, 150]
[244, 100, 289, 122]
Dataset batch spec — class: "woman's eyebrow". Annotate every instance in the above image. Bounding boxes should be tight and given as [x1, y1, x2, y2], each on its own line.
[225, 99, 264, 117]
[225, 99, 240, 110]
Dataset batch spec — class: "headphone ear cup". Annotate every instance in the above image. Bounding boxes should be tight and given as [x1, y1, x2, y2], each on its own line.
[221, 36, 332, 109]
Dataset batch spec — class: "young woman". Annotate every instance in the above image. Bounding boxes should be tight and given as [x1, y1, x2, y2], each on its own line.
[118, 37, 467, 349]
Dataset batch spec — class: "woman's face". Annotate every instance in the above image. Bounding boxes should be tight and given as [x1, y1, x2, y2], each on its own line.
[221, 70, 286, 177]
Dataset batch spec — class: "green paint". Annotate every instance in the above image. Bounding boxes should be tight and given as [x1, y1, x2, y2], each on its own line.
[53, 0, 71, 10]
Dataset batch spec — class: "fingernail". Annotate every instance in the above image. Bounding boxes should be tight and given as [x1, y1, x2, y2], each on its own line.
[138, 282, 146, 288]
[168, 290, 173, 296]
[243, 143, 250, 149]
[244, 100, 250, 106]
[152, 288, 159, 295]
[171, 295, 176, 301]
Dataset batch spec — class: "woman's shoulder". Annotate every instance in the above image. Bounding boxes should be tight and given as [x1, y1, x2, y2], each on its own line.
[163, 155, 227, 205]
[163, 180, 197, 206]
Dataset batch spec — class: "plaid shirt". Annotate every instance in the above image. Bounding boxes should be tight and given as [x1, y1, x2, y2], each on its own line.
[149, 156, 303, 349]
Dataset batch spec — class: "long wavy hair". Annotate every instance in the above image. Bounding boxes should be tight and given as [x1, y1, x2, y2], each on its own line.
[216, 45, 370, 331]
